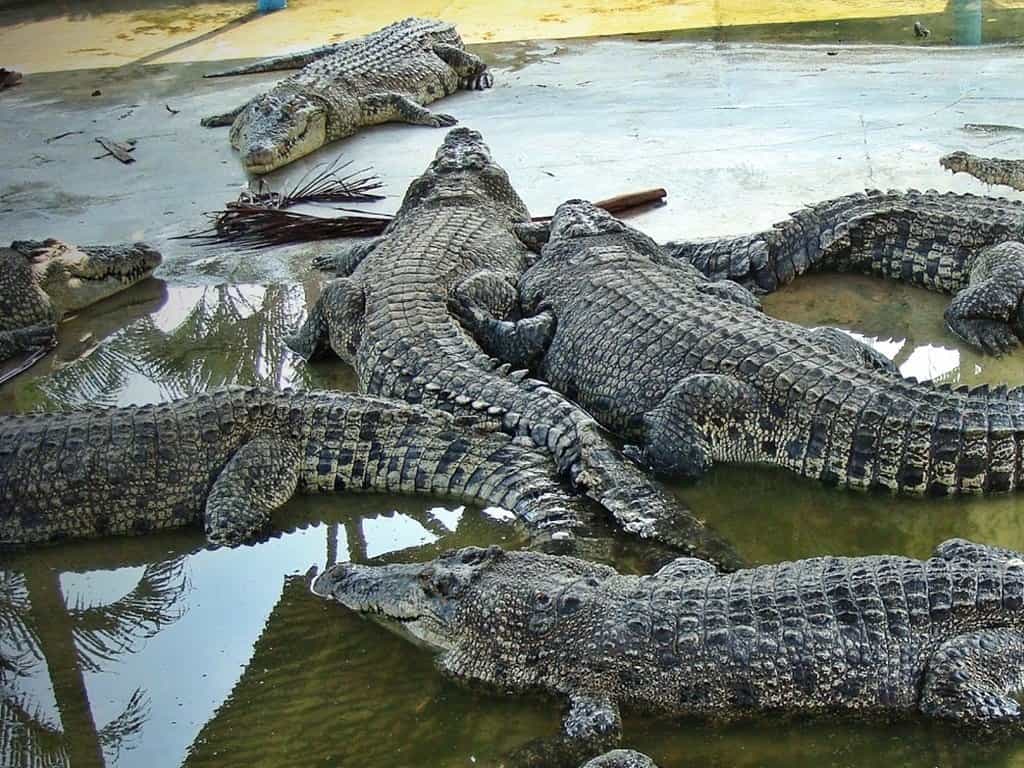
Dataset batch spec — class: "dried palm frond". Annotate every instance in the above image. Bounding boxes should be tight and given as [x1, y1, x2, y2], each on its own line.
[175, 206, 391, 250]
[239, 159, 384, 208]
[177, 183, 666, 251]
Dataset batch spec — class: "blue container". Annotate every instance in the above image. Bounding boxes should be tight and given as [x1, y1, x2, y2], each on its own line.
[257, 0, 287, 13]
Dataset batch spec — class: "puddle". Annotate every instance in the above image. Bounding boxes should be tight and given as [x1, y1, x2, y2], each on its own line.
[635, 0, 1024, 46]
[0, 278, 353, 413]
[5, 270, 1024, 766]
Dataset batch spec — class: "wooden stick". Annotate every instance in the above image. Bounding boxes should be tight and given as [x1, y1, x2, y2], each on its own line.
[95, 137, 136, 164]
[531, 188, 667, 222]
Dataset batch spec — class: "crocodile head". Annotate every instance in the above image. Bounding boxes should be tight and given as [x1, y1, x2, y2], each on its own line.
[399, 128, 530, 220]
[313, 545, 617, 683]
[231, 89, 331, 175]
[12, 239, 162, 316]
[940, 150, 970, 174]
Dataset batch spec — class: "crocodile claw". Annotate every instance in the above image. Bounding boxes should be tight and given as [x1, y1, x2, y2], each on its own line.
[945, 278, 1024, 356]
[430, 113, 459, 128]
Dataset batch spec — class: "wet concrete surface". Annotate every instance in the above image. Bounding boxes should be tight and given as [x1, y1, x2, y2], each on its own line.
[7, 0, 1023, 73]
[1, 38, 1022, 286]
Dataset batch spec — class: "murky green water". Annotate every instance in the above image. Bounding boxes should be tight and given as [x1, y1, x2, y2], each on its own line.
[6, 271, 1024, 767]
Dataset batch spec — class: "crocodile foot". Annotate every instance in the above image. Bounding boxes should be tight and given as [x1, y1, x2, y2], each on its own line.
[428, 112, 458, 128]
[945, 243, 1024, 355]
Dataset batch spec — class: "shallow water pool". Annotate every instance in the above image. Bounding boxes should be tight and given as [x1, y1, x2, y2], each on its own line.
[4, 271, 1024, 767]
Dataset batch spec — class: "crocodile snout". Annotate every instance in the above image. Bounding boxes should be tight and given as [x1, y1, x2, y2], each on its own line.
[242, 143, 279, 173]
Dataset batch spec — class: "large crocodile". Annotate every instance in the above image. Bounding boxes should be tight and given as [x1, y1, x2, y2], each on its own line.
[0, 386, 590, 547]
[201, 17, 493, 174]
[941, 151, 1024, 192]
[453, 200, 1024, 494]
[660, 189, 1024, 355]
[0, 239, 161, 363]
[287, 128, 736, 566]
[314, 538, 1024, 763]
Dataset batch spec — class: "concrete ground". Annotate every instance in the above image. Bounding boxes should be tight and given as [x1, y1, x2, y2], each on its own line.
[1, 36, 1022, 284]
[6, 0, 1019, 73]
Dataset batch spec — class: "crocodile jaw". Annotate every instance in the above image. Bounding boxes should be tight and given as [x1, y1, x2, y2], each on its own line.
[32, 241, 161, 315]
[232, 92, 329, 175]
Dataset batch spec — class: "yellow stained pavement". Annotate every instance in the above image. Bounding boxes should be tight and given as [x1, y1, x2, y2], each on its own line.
[1, 0, 1020, 73]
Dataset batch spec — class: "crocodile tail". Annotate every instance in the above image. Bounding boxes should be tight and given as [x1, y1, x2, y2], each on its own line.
[848, 381, 1024, 495]
[366, 352, 744, 567]
[665, 190, 1024, 295]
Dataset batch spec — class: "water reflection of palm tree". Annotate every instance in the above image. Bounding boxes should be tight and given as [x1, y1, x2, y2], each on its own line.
[0, 558, 190, 768]
[35, 283, 323, 410]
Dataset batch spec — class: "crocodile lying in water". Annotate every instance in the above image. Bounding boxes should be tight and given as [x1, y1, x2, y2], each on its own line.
[287, 128, 737, 567]
[314, 538, 1024, 763]
[941, 151, 1024, 192]
[454, 200, 1024, 494]
[201, 17, 493, 174]
[0, 386, 590, 547]
[661, 189, 1024, 355]
[0, 239, 161, 363]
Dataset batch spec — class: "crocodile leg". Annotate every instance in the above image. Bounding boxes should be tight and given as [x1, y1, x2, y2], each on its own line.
[359, 92, 457, 128]
[287, 277, 365, 363]
[200, 100, 251, 128]
[921, 629, 1024, 723]
[0, 324, 55, 362]
[312, 237, 384, 274]
[449, 291, 555, 370]
[945, 242, 1024, 355]
[509, 694, 622, 767]
[642, 374, 760, 480]
[204, 436, 304, 544]
[431, 43, 494, 90]
[203, 43, 343, 78]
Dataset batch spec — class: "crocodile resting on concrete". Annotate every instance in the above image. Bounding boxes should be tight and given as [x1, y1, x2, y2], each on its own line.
[661, 189, 1024, 355]
[315, 538, 1024, 763]
[0, 386, 590, 547]
[941, 151, 1024, 192]
[287, 128, 737, 567]
[0, 239, 161, 363]
[201, 18, 493, 174]
[454, 200, 1024, 495]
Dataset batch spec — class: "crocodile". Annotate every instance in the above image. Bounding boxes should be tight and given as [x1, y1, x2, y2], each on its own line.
[941, 150, 1024, 192]
[0, 386, 590, 547]
[200, 17, 493, 175]
[453, 199, 1024, 494]
[0, 239, 161, 363]
[314, 538, 1024, 763]
[660, 189, 1024, 355]
[580, 751, 658, 768]
[287, 128, 737, 567]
